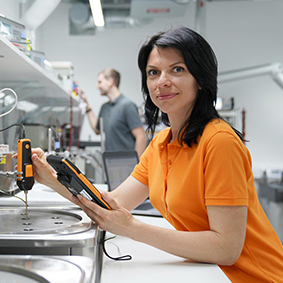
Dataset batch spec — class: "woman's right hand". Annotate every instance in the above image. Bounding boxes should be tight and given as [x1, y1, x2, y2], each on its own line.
[31, 147, 58, 187]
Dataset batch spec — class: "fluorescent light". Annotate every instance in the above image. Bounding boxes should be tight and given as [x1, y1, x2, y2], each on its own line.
[89, 0, 105, 27]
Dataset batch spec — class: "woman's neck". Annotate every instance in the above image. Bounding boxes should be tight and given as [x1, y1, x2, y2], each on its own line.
[167, 108, 192, 143]
[168, 116, 185, 143]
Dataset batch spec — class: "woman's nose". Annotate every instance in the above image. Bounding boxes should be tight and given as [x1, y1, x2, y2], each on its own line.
[157, 73, 172, 88]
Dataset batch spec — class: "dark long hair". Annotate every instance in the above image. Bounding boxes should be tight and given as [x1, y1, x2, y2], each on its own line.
[138, 27, 243, 146]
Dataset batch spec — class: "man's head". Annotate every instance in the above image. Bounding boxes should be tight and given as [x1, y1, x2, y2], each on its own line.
[97, 68, 120, 96]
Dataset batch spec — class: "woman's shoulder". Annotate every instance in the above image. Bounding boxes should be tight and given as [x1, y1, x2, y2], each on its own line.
[201, 119, 243, 146]
[205, 119, 235, 135]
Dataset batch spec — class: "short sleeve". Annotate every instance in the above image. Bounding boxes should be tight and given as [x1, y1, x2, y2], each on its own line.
[131, 144, 150, 186]
[204, 132, 249, 206]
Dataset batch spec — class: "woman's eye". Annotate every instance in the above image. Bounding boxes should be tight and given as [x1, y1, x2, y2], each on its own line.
[147, 69, 158, 76]
[173, 66, 184, 73]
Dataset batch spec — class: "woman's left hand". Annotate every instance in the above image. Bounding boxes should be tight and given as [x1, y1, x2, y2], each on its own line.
[71, 191, 135, 237]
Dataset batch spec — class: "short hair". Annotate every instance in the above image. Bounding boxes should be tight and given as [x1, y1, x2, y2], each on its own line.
[99, 68, 121, 88]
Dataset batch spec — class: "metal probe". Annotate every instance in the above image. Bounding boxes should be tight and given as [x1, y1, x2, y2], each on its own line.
[24, 191, 29, 220]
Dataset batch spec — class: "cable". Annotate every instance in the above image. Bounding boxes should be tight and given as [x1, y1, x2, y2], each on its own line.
[10, 38, 32, 45]
[0, 189, 27, 204]
[100, 230, 132, 261]
[0, 88, 18, 118]
[0, 123, 26, 139]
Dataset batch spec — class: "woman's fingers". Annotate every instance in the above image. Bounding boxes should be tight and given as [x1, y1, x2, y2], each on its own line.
[101, 191, 118, 210]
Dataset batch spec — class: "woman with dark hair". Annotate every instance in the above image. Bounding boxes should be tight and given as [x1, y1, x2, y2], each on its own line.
[31, 27, 283, 282]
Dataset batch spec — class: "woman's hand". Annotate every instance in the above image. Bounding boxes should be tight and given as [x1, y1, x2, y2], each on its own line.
[30, 148, 73, 201]
[72, 191, 136, 237]
[30, 147, 57, 187]
[13, 147, 56, 187]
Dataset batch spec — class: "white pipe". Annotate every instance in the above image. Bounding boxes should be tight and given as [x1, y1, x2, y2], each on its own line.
[273, 71, 283, 89]
[218, 62, 283, 90]
[22, 0, 62, 31]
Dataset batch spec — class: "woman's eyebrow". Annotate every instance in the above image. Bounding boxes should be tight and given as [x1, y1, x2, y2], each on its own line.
[146, 65, 156, 69]
[146, 61, 185, 69]
[169, 61, 185, 67]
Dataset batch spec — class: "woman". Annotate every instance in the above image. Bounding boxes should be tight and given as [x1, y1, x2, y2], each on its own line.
[31, 27, 283, 282]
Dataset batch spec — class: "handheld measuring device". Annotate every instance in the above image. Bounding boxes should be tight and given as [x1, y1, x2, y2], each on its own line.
[47, 155, 111, 210]
[17, 138, 35, 219]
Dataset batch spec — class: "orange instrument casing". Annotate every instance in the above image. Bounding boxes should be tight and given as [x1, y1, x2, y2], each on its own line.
[47, 155, 111, 210]
[17, 138, 35, 191]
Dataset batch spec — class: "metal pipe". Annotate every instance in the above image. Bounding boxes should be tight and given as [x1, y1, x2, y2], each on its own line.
[218, 62, 283, 90]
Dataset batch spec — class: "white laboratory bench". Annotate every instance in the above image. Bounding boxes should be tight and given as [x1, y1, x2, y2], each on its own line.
[101, 216, 231, 283]
[0, 183, 231, 282]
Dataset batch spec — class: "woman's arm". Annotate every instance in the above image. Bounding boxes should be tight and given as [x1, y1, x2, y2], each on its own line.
[31, 148, 73, 201]
[72, 187, 247, 266]
[109, 175, 149, 210]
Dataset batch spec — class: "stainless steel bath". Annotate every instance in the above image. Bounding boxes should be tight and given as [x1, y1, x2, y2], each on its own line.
[0, 255, 95, 283]
[0, 207, 98, 258]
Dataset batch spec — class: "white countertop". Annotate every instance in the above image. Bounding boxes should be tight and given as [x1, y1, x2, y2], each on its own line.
[101, 216, 231, 283]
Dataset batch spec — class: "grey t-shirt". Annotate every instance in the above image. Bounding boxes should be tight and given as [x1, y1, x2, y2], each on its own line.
[97, 94, 143, 151]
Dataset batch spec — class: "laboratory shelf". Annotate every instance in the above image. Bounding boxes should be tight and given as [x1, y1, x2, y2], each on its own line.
[0, 34, 78, 107]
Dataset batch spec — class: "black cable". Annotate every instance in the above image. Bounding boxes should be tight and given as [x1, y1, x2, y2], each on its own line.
[0, 123, 26, 138]
[10, 38, 32, 45]
[100, 230, 132, 261]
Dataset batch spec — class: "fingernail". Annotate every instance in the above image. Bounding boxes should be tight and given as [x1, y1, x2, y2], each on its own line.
[101, 192, 108, 199]
[71, 195, 77, 202]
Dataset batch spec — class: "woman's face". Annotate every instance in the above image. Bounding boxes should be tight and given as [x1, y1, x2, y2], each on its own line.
[146, 47, 200, 121]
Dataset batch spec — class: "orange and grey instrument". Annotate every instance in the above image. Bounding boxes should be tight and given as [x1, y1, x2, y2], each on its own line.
[17, 138, 35, 191]
[47, 155, 111, 210]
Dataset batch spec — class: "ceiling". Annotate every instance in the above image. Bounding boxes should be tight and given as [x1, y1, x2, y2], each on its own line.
[62, 0, 268, 34]
[66, 0, 192, 33]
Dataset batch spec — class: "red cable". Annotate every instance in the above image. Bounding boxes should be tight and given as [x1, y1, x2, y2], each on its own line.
[69, 95, 73, 150]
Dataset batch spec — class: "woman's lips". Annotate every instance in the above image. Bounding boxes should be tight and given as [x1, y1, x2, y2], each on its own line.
[157, 93, 177, 100]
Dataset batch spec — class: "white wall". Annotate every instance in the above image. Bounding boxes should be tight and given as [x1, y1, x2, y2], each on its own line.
[1, 0, 283, 174]
[0, 0, 19, 22]
[205, 1, 283, 173]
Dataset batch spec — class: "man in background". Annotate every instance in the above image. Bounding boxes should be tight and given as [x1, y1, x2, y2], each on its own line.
[82, 68, 147, 158]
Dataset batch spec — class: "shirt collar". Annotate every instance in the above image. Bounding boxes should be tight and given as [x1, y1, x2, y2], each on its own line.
[110, 94, 123, 105]
[158, 127, 189, 149]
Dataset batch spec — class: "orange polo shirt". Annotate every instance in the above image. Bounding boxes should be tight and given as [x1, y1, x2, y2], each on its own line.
[132, 119, 283, 283]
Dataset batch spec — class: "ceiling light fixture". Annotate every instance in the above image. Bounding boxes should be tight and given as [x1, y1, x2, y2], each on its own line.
[89, 0, 105, 27]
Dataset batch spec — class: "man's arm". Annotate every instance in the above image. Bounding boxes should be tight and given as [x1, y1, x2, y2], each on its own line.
[81, 93, 100, 135]
[86, 108, 100, 135]
[131, 126, 147, 158]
